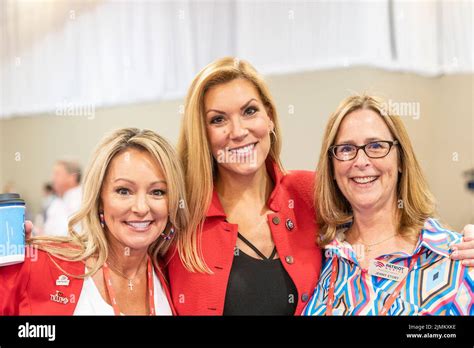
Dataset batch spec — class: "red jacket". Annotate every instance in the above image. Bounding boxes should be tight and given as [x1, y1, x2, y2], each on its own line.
[0, 247, 176, 315]
[167, 160, 322, 315]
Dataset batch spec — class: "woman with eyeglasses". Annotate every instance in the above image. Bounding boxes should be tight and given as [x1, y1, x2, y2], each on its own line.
[303, 95, 473, 315]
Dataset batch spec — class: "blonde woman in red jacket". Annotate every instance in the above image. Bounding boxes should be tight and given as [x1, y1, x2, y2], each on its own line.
[168, 57, 321, 315]
[167, 57, 474, 316]
[0, 128, 188, 315]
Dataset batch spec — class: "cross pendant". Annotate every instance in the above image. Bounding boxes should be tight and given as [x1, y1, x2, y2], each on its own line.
[128, 280, 133, 291]
[365, 245, 371, 254]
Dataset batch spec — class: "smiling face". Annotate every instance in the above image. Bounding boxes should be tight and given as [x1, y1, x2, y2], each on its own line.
[100, 147, 169, 252]
[333, 108, 400, 213]
[204, 78, 274, 177]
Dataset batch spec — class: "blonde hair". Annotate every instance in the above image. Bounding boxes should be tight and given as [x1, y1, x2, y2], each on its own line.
[30, 128, 189, 277]
[316, 94, 436, 247]
[177, 57, 284, 273]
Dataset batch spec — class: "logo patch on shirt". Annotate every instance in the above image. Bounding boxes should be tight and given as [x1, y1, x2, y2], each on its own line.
[55, 274, 70, 286]
[50, 290, 69, 305]
[368, 259, 408, 281]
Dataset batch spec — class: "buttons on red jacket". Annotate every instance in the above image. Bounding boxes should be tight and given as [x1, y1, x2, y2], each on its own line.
[167, 160, 322, 315]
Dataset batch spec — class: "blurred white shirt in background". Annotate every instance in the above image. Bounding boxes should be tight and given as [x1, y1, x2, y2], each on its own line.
[43, 186, 82, 236]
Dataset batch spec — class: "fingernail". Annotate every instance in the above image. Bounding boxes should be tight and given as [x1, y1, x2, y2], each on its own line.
[451, 250, 458, 257]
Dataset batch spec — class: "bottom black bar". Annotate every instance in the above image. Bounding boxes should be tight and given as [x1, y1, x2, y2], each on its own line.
[0, 316, 472, 346]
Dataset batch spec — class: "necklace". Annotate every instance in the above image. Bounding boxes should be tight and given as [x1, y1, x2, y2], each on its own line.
[102, 256, 156, 315]
[106, 255, 147, 291]
[359, 233, 397, 253]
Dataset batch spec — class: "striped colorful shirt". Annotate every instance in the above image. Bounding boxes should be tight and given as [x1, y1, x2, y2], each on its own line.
[303, 218, 474, 315]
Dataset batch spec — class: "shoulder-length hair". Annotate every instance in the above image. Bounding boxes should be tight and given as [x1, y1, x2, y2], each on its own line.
[30, 128, 189, 277]
[316, 94, 436, 247]
[177, 57, 284, 273]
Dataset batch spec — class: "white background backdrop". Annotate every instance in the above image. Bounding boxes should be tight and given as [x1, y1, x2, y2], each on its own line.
[1, 0, 472, 118]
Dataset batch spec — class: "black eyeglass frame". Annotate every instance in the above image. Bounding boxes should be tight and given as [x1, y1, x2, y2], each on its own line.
[329, 140, 399, 161]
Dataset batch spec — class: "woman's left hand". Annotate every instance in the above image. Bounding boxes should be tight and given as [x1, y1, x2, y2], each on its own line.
[451, 224, 474, 266]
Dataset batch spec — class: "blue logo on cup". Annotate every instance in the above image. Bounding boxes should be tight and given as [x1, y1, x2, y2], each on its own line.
[0, 193, 26, 266]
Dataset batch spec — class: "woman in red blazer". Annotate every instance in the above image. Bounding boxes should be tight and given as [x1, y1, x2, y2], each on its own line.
[0, 128, 188, 316]
[167, 57, 474, 316]
[167, 57, 321, 315]
[0, 245, 175, 315]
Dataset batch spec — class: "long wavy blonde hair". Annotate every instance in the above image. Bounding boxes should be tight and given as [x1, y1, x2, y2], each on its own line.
[177, 57, 284, 273]
[316, 94, 436, 247]
[30, 128, 189, 277]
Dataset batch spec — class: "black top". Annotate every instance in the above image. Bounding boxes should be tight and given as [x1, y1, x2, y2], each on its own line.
[223, 232, 298, 315]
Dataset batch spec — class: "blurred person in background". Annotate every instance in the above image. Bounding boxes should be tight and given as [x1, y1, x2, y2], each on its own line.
[43, 160, 82, 236]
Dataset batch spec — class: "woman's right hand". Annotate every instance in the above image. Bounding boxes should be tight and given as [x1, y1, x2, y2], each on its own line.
[25, 220, 34, 240]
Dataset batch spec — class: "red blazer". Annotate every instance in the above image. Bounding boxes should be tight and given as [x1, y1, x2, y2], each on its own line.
[0, 247, 176, 315]
[167, 160, 322, 315]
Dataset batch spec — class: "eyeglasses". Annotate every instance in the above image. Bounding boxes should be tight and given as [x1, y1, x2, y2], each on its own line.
[329, 140, 399, 161]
